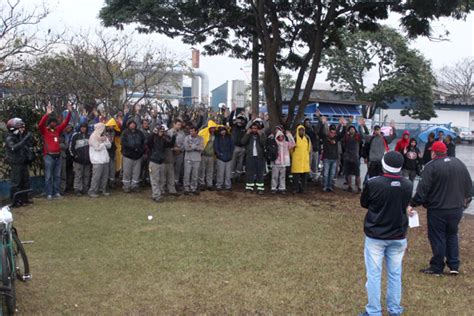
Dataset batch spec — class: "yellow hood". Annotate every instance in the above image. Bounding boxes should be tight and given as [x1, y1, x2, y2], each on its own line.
[198, 120, 220, 147]
[106, 118, 121, 132]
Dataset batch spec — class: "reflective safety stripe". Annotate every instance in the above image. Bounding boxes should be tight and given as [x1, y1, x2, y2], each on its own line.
[245, 183, 255, 190]
[256, 183, 264, 191]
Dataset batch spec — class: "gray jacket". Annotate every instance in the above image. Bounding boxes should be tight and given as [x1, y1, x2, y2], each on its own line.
[184, 135, 204, 162]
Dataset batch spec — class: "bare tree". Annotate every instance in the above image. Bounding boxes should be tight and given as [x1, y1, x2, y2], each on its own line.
[437, 57, 474, 103]
[0, 0, 59, 81]
[21, 29, 186, 115]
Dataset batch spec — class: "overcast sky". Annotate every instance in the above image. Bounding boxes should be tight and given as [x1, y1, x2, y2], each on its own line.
[21, 0, 474, 91]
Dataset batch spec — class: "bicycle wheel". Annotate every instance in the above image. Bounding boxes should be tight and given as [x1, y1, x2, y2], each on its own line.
[11, 229, 30, 282]
[0, 245, 16, 315]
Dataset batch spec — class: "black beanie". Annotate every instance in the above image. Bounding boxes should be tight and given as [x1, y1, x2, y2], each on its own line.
[382, 151, 404, 174]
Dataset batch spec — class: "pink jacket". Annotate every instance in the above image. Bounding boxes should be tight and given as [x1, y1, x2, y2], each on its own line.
[273, 130, 295, 167]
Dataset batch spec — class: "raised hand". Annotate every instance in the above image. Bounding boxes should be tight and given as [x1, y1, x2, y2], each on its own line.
[66, 101, 73, 112]
[358, 118, 365, 126]
[46, 101, 53, 115]
[339, 117, 347, 126]
[321, 116, 327, 125]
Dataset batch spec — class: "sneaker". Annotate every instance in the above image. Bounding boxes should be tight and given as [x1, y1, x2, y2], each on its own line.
[271, 190, 277, 195]
[280, 190, 287, 195]
[345, 187, 353, 193]
[53, 194, 63, 199]
[449, 269, 459, 276]
[88, 193, 99, 198]
[75, 190, 82, 196]
[420, 267, 443, 276]
[152, 197, 162, 203]
[244, 189, 253, 194]
[216, 188, 222, 192]
[46, 195, 53, 200]
[170, 192, 181, 197]
[102, 192, 111, 197]
[224, 188, 232, 192]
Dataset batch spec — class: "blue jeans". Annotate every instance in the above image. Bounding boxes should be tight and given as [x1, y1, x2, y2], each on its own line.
[323, 159, 337, 190]
[44, 154, 62, 196]
[364, 237, 407, 316]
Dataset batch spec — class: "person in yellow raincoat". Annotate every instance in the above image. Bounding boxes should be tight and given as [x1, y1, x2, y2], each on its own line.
[291, 124, 311, 193]
[105, 117, 122, 187]
[198, 120, 219, 190]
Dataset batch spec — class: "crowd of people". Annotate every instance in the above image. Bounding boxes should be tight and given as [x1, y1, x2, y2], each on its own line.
[4, 101, 461, 205]
[4, 101, 473, 316]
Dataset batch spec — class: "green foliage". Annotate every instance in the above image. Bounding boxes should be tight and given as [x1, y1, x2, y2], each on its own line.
[0, 96, 44, 179]
[323, 26, 436, 120]
[100, 0, 472, 127]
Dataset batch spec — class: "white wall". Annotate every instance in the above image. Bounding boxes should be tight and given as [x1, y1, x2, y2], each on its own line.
[379, 109, 471, 128]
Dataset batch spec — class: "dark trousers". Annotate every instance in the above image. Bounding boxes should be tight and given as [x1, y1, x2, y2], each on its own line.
[293, 173, 307, 193]
[9, 163, 30, 205]
[245, 156, 265, 191]
[427, 209, 463, 272]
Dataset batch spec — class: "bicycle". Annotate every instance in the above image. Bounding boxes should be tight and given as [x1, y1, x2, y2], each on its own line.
[0, 189, 32, 315]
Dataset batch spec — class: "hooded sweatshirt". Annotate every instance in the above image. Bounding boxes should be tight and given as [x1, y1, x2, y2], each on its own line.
[395, 130, 410, 153]
[291, 125, 311, 173]
[213, 128, 235, 162]
[402, 139, 421, 171]
[273, 129, 295, 167]
[121, 120, 146, 160]
[89, 123, 112, 164]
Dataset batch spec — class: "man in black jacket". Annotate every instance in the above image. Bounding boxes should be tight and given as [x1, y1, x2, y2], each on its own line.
[360, 151, 413, 316]
[69, 122, 91, 195]
[147, 126, 175, 202]
[230, 115, 247, 181]
[409, 141, 472, 276]
[241, 122, 266, 194]
[121, 120, 146, 193]
[5, 118, 33, 207]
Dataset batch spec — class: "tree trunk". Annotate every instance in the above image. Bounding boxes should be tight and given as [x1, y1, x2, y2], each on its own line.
[251, 35, 259, 120]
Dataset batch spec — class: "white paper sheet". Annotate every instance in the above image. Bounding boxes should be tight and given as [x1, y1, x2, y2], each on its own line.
[409, 211, 420, 228]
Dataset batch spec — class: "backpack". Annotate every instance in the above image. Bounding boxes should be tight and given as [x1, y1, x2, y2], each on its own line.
[264, 137, 279, 162]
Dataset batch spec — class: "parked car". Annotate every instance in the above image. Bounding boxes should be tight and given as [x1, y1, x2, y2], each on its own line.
[456, 127, 474, 143]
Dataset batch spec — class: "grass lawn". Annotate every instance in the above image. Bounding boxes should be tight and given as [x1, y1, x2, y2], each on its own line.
[10, 187, 474, 314]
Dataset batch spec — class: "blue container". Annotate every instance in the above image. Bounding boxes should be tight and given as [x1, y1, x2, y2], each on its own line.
[0, 176, 45, 199]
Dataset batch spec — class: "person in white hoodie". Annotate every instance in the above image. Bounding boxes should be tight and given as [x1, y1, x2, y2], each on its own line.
[271, 128, 295, 194]
[88, 122, 112, 198]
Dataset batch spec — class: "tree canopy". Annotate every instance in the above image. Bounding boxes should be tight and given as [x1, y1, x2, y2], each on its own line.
[323, 26, 437, 120]
[100, 0, 472, 128]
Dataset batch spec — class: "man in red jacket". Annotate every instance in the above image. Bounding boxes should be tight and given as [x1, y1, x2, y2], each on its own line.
[38, 102, 72, 200]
